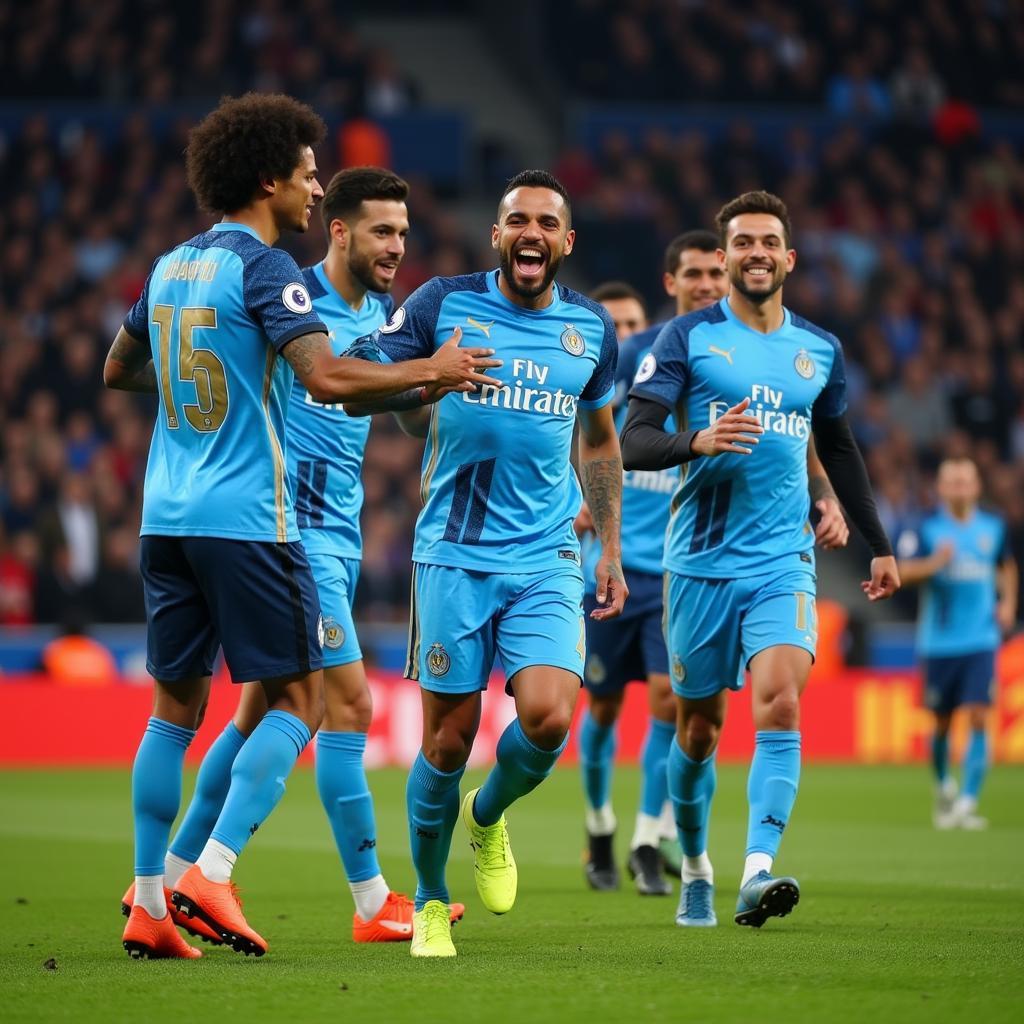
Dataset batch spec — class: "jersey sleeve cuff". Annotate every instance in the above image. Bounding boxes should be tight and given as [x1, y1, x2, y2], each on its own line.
[273, 320, 328, 352]
[578, 384, 615, 410]
[122, 318, 148, 343]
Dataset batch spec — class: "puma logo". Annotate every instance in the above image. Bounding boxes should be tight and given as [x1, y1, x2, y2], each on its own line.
[709, 346, 735, 365]
[466, 316, 495, 338]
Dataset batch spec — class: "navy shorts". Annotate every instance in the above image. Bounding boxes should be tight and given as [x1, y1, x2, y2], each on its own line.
[582, 569, 668, 696]
[140, 536, 324, 684]
[923, 651, 996, 714]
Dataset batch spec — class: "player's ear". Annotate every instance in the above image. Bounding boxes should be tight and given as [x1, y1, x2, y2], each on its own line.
[562, 228, 575, 257]
[490, 223, 500, 250]
[786, 247, 797, 272]
[259, 176, 277, 198]
[330, 217, 349, 250]
[663, 270, 677, 296]
[716, 247, 727, 269]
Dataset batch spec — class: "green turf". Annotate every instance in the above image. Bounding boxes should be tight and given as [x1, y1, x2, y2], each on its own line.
[1, 763, 1021, 1023]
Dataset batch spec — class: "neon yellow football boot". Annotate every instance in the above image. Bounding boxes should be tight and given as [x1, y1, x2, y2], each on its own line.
[461, 788, 517, 915]
[410, 899, 457, 958]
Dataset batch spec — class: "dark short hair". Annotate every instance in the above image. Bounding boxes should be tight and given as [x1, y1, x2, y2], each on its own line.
[590, 280, 646, 308]
[715, 190, 793, 248]
[321, 166, 409, 230]
[664, 229, 719, 274]
[186, 92, 326, 214]
[498, 169, 572, 226]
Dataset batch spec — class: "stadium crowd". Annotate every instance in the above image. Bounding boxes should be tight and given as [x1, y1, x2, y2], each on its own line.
[2, 0, 1023, 630]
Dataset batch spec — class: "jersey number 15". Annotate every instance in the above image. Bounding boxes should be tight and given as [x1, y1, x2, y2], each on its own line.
[152, 304, 229, 432]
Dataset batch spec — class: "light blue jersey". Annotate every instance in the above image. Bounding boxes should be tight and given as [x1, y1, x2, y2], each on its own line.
[287, 262, 393, 558]
[362, 270, 617, 572]
[582, 322, 676, 589]
[630, 297, 846, 579]
[901, 508, 1007, 657]
[124, 223, 326, 543]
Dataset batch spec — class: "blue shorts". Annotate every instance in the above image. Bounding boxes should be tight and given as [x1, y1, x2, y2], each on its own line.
[406, 562, 585, 695]
[664, 569, 817, 699]
[923, 651, 996, 713]
[140, 536, 323, 684]
[308, 552, 362, 668]
[583, 569, 668, 695]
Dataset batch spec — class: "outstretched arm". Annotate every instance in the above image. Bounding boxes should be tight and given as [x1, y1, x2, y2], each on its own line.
[577, 403, 628, 620]
[103, 327, 157, 393]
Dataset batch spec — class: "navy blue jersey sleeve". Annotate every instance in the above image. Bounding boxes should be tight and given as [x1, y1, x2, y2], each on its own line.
[243, 247, 327, 351]
[371, 278, 446, 363]
[629, 320, 690, 411]
[580, 310, 618, 408]
[996, 517, 1010, 563]
[123, 263, 156, 341]
[813, 338, 848, 419]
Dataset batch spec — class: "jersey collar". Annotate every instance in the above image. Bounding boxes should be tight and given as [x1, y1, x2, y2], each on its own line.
[312, 261, 358, 316]
[211, 221, 264, 242]
[720, 295, 791, 337]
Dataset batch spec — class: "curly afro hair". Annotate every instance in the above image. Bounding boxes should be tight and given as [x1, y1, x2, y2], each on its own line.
[186, 92, 326, 214]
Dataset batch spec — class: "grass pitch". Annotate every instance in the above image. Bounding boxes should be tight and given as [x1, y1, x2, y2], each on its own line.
[1, 763, 1021, 1024]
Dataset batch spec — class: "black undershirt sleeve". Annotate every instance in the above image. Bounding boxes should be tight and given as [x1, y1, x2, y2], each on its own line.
[811, 411, 893, 557]
[620, 396, 700, 470]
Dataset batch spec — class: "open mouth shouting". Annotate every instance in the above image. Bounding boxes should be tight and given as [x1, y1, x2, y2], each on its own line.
[743, 261, 773, 283]
[514, 246, 547, 280]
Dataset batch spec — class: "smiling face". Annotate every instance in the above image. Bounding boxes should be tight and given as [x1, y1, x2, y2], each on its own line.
[270, 146, 323, 233]
[492, 186, 575, 303]
[665, 247, 728, 314]
[721, 212, 795, 305]
[335, 198, 409, 294]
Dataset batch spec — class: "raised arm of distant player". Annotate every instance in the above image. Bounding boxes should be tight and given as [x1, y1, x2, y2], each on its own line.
[811, 411, 900, 601]
[578, 403, 628, 620]
[807, 437, 848, 550]
[284, 327, 502, 406]
[103, 327, 158, 393]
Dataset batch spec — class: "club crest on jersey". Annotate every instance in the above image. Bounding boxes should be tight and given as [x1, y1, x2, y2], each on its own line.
[794, 349, 815, 380]
[380, 306, 406, 334]
[634, 352, 656, 384]
[322, 616, 345, 650]
[282, 283, 312, 314]
[427, 642, 451, 676]
[561, 323, 585, 356]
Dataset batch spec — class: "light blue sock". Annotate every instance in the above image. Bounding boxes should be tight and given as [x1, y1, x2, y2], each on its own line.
[316, 731, 381, 883]
[961, 729, 989, 800]
[667, 737, 716, 856]
[578, 709, 615, 811]
[746, 731, 801, 858]
[473, 719, 568, 827]
[209, 710, 310, 855]
[407, 751, 465, 909]
[931, 732, 950, 784]
[132, 717, 195, 875]
[169, 721, 246, 863]
[640, 718, 675, 817]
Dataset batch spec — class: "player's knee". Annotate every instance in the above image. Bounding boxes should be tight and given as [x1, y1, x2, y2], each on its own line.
[520, 706, 573, 751]
[680, 714, 719, 759]
[589, 696, 620, 728]
[758, 690, 800, 731]
[423, 723, 473, 772]
[326, 687, 373, 732]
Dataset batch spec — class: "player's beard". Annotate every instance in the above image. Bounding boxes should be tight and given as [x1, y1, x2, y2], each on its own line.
[729, 262, 786, 305]
[348, 243, 395, 294]
[500, 246, 563, 299]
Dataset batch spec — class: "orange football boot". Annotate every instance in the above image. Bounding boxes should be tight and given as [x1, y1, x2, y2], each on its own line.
[352, 891, 466, 943]
[172, 865, 268, 957]
[122, 904, 202, 960]
[121, 882, 223, 945]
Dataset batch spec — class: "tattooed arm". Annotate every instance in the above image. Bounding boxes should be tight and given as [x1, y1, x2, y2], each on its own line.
[807, 436, 848, 550]
[577, 403, 629, 620]
[103, 327, 157, 393]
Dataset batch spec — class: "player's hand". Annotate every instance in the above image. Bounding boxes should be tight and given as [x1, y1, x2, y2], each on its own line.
[814, 498, 849, 549]
[430, 326, 503, 392]
[691, 397, 764, 457]
[932, 542, 955, 571]
[861, 556, 901, 601]
[574, 501, 595, 539]
[591, 556, 628, 620]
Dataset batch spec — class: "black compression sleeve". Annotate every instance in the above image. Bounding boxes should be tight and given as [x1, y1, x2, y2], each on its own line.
[811, 412, 893, 556]
[620, 397, 701, 471]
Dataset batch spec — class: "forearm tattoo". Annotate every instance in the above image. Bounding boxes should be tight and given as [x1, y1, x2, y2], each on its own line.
[107, 333, 157, 393]
[809, 473, 837, 503]
[281, 333, 327, 378]
[581, 455, 624, 579]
